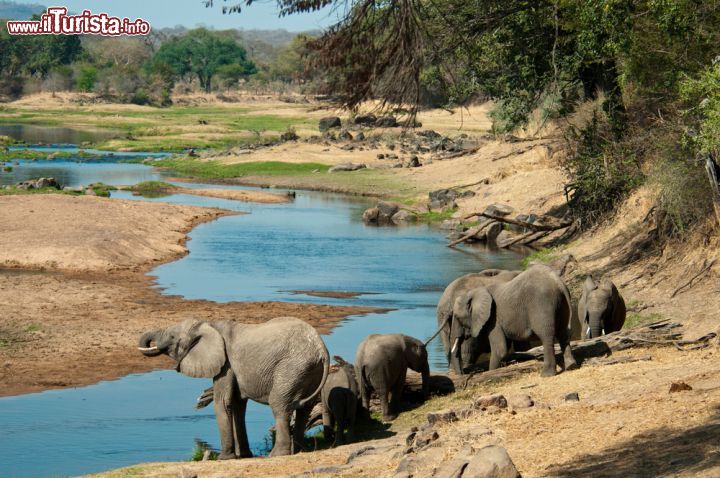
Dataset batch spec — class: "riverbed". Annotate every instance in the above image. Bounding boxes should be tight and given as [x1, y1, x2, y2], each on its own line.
[0, 148, 521, 477]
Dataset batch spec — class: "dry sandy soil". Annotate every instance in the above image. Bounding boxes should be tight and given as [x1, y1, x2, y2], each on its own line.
[0, 195, 379, 396]
[94, 345, 720, 478]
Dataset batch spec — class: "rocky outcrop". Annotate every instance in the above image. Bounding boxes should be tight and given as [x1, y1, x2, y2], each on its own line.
[15, 177, 61, 190]
[319, 116, 342, 131]
[363, 201, 419, 226]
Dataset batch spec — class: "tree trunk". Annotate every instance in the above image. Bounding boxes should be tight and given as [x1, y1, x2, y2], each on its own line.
[705, 153, 720, 226]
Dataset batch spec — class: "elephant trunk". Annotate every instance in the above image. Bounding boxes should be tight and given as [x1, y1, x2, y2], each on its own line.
[138, 329, 168, 356]
[588, 314, 603, 339]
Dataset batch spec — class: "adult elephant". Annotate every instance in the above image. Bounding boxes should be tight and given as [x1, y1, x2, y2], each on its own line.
[436, 269, 521, 374]
[578, 276, 626, 339]
[452, 264, 577, 376]
[355, 334, 429, 422]
[138, 317, 329, 459]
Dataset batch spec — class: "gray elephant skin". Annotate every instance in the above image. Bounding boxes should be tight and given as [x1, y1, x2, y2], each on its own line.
[452, 264, 577, 376]
[321, 356, 360, 446]
[138, 316, 329, 459]
[436, 269, 521, 374]
[355, 334, 429, 421]
[578, 276, 626, 339]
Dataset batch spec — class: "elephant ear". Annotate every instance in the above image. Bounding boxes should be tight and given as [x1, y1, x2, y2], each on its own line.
[469, 287, 493, 338]
[583, 276, 598, 294]
[179, 322, 226, 378]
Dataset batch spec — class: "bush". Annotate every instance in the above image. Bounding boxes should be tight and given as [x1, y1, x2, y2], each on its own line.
[75, 65, 98, 92]
[562, 111, 644, 227]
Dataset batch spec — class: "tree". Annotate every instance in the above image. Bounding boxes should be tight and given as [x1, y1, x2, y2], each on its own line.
[152, 28, 256, 92]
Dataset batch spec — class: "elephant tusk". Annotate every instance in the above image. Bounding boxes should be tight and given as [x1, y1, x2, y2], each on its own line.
[138, 346, 158, 352]
[451, 337, 460, 354]
[586, 327, 591, 338]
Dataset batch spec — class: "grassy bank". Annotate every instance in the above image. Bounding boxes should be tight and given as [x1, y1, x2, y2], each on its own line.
[153, 159, 331, 178]
[0, 103, 318, 152]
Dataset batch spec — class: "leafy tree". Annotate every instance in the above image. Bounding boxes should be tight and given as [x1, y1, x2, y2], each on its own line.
[75, 65, 98, 92]
[152, 28, 256, 92]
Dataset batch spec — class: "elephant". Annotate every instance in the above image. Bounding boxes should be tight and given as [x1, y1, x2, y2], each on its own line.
[321, 356, 360, 447]
[435, 269, 522, 374]
[355, 333, 429, 422]
[578, 276, 626, 339]
[138, 316, 329, 459]
[452, 264, 578, 377]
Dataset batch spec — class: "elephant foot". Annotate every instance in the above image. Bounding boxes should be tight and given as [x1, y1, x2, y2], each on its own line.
[269, 446, 291, 457]
[381, 414, 397, 423]
[239, 450, 253, 459]
[565, 360, 579, 371]
[541, 368, 557, 377]
[218, 451, 236, 460]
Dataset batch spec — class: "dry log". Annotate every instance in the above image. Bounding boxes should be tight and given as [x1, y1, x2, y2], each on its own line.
[462, 211, 573, 232]
[447, 220, 493, 247]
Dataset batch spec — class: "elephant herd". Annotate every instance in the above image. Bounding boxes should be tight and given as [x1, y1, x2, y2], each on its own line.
[137, 263, 625, 460]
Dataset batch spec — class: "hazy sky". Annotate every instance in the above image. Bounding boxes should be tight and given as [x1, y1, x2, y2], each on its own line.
[12, 0, 339, 31]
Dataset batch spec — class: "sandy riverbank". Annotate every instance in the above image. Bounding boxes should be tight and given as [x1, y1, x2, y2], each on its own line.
[0, 195, 380, 396]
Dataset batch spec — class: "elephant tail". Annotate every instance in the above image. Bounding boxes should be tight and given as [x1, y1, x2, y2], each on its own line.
[294, 337, 330, 410]
[425, 314, 451, 347]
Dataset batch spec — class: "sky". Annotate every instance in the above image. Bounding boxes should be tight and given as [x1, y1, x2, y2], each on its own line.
[12, 0, 339, 31]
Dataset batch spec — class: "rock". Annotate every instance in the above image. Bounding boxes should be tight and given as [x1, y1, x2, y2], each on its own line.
[319, 116, 342, 131]
[280, 130, 299, 141]
[406, 155, 421, 168]
[394, 473, 412, 478]
[392, 210, 417, 224]
[508, 395, 534, 409]
[483, 203, 514, 217]
[376, 116, 399, 127]
[669, 382, 693, 393]
[413, 428, 440, 449]
[346, 445, 376, 464]
[313, 465, 349, 474]
[405, 430, 418, 446]
[339, 130, 354, 141]
[377, 153, 386, 160]
[455, 407, 475, 420]
[463, 445, 521, 478]
[340, 144, 355, 151]
[483, 222, 504, 244]
[354, 114, 377, 125]
[427, 410, 458, 427]
[434, 458, 469, 478]
[377, 201, 400, 218]
[16, 177, 61, 190]
[355, 131, 366, 141]
[329, 162, 367, 173]
[440, 219, 461, 230]
[564, 392, 580, 402]
[362, 207, 380, 224]
[419, 129, 442, 139]
[429, 189, 475, 208]
[473, 394, 508, 410]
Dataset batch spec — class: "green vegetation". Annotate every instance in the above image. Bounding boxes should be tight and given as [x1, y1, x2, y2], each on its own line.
[189, 442, 217, 462]
[520, 248, 559, 269]
[0, 186, 79, 196]
[418, 208, 456, 223]
[125, 181, 176, 198]
[2, 165, 12, 172]
[624, 312, 663, 329]
[87, 183, 118, 198]
[24, 324, 41, 333]
[153, 159, 330, 178]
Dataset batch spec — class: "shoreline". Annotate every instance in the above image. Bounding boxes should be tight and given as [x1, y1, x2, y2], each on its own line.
[0, 195, 384, 397]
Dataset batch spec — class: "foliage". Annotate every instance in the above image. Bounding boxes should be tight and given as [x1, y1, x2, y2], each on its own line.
[153, 159, 330, 178]
[680, 61, 720, 156]
[520, 247, 559, 269]
[153, 28, 256, 93]
[75, 65, 98, 92]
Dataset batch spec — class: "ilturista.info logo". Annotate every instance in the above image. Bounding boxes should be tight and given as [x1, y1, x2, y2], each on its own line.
[6, 7, 151, 36]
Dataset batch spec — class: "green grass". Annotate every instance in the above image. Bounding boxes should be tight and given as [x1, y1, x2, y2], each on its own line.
[0, 186, 80, 196]
[153, 158, 331, 178]
[624, 312, 663, 329]
[24, 324, 41, 333]
[417, 208, 457, 223]
[125, 181, 176, 198]
[520, 247, 559, 268]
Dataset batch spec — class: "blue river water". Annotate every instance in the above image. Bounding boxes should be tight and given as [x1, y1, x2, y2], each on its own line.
[0, 152, 521, 477]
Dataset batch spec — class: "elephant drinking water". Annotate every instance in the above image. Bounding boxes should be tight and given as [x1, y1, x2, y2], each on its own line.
[138, 317, 329, 459]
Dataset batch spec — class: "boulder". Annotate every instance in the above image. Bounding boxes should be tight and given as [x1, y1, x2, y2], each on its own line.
[355, 131, 366, 141]
[319, 116, 341, 131]
[16, 177, 61, 190]
[429, 189, 475, 208]
[564, 392, 580, 402]
[427, 410, 457, 427]
[377, 201, 400, 218]
[392, 210, 417, 224]
[433, 458, 469, 478]
[484, 203, 514, 217]
[354, 114, 377, 125]
[463, 445, 521, 478]
[376, 116, 399, 127]
[418, 129, 442, 140]
[406, 155, 421, 168]
[362, 207, 380, 224]
[329, 162, 367, 173]
[339, 130, 354, 141]
[507, 395, 534, 410]
[472, 394, 507, 410]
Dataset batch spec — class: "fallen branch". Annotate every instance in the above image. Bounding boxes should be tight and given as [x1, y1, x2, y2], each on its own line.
[453, 177, 489, 190]
[438, 147, 481, 160]
[671, 258, 716, 298]
[447, 220, 493, 247]
[462, 212, 573, 232]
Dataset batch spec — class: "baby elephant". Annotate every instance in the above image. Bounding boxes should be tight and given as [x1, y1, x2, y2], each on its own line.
[579, 276, 626, 339]
[321, 356, 360, 446]
[355, 334, 429, 422]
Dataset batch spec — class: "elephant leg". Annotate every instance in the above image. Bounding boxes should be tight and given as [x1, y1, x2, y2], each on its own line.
[213, 373, 237, 460]
[233, 398, 252, 458]
[269, 409, 292, 457]
[292, 405, 311, 454]
[540, 335, 558, 377]
[488, 328, 508, 371]
[333, 410, 345, 447]
[322, 405, 334, 443]
[377, 387, 395, 422]
[389, 371, 406, 417]
[557, 326, 578, 372]
[346, 399, 357, 443]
